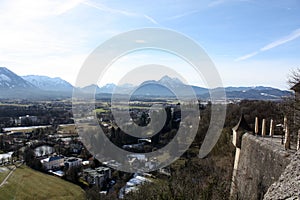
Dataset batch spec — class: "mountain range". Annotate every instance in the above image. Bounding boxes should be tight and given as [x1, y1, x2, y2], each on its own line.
[22, 75, 73, 91]
[0, 67, 35, 89]
[0, 67, 292, 100]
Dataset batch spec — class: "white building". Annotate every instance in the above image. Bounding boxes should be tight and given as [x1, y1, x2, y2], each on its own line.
[119, 174, 152, 198]
[40, 155, 64, 170]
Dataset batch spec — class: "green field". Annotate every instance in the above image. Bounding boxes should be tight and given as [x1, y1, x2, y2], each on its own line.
[0, 103, 29, 107]
[94, 108, 108, 113]
[0, 166, 85, 200]
[0, 167, 10, 183]
[57, 124, 76, 134]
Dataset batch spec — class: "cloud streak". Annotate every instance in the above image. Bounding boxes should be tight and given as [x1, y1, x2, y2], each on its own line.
[165, 10, 199, 21]
[235, 51, 258, 61]
[143, 14, 159, 25]
[236, 28, 300, 61]
[82, 0, 136, 16]
[208, 0, 227, 7]
[260, 28, 300, 51]
[82, 0, 160, 25]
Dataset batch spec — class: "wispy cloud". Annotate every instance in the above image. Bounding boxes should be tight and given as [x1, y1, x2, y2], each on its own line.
[0, 0, 82, 54]
[54, 0, 84, 15]
[143, 14, 159, 25]
[235, 51, 258, 61]
[209, 0, 254, 8]
[165, 10, 199, 21]
[260, 28, 300, 51]
[164, 0, 231, 22]
[164, 0, 230, 22]
[0, 0, 98, 84]
[208, 0, 227, 7]
[82, 1, 136, 16]
[82, 0, 159, 25]
[236, 28, 300, 61]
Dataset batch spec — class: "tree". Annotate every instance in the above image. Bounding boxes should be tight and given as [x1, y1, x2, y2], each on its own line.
[64, 165, 81, 183]
[86, 186, 117, 200]
[110, 127, 116, 139]
[23, 147, 35, 164]
[286, 68, 300, 143]
[139, 112, 148, 126]
[0, 135, 4, 150]
[288, 68, 300, 87]
[23, 147, 42, 170]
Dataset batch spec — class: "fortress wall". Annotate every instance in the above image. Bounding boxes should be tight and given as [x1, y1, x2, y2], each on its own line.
[231, 133, 292, 200]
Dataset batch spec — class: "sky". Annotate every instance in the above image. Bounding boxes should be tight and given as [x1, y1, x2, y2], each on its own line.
[0, 0, 300, 90]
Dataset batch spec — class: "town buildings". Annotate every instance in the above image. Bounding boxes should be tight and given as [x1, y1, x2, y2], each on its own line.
[40, 155, 64, 170]
[82, 167, 111, 188]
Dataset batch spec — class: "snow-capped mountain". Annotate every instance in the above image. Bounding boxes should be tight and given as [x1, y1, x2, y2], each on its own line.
[158, 75, 184, 88]
[97, 83, 136, 94]
[22, 75, 73, 91]
[99, 83, 116, 93]
[0, 67, 292, 100]
[94, 76, 291, 100]
[0, 67, 35, 89]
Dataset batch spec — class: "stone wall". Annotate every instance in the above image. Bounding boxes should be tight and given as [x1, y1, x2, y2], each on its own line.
[264, 150, 300, 200]
[232, 133, 292, 200]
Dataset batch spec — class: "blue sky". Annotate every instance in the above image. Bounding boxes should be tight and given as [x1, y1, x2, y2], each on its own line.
[0, 0, 299, 89]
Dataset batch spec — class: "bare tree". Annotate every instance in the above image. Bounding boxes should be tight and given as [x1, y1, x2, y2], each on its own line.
[286, 68, 300, 145]
[288, 68, 300, 87]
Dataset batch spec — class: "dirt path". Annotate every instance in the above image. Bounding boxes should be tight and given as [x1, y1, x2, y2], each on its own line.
[0, 166, 16, 187]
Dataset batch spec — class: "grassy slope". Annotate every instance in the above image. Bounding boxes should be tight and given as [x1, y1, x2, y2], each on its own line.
[0, 166, 85, 200]
[0, 167, 10, 183]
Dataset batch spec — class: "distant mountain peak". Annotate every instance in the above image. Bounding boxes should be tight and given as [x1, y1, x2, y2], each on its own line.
[0, 67, 14, 74]
[156, 76, 185, 90]
[0, 67, 10, 72]
[0, 67, 35, 89]
[0, 67, 292, 100]
[103, 83, 116, 88]
[159, 75, 183, 85]
[22, 75, 73, 91]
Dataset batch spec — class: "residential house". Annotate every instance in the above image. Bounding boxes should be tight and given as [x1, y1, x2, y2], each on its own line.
[40, 155, 64, 170]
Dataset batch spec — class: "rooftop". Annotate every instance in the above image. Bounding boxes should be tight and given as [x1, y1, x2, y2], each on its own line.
[41, 155, 64, 163]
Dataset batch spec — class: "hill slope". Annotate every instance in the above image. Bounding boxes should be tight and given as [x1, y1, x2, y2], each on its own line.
[0, 165, 85, 199]
[0, 67, 35, 89]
